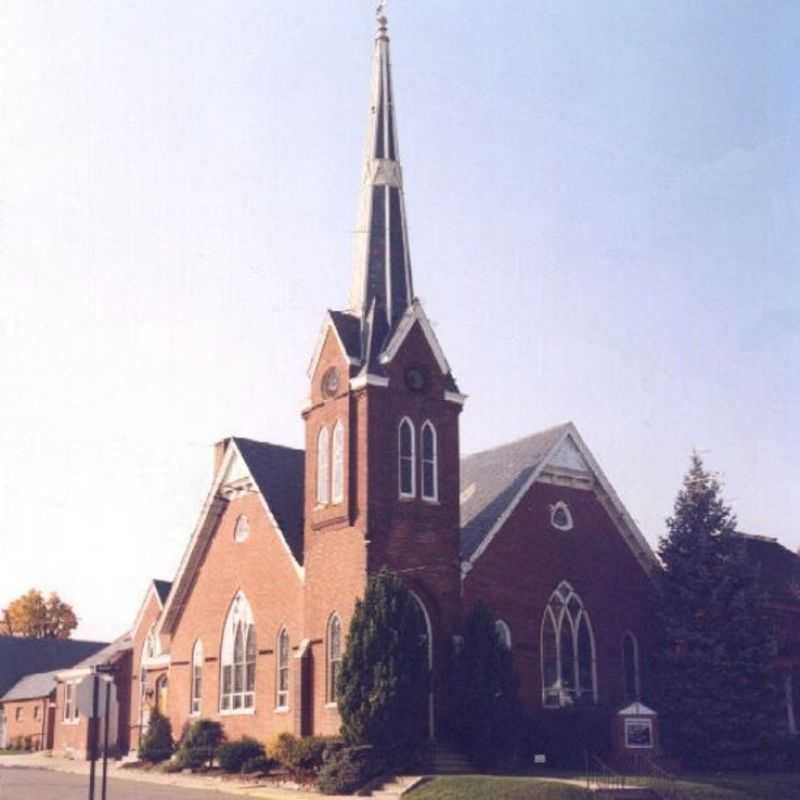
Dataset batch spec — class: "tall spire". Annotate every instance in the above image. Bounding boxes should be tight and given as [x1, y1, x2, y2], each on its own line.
[349, 6, 414, 334]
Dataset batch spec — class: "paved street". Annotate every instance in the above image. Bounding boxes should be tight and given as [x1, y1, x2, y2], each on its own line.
[0, 767, 244, 800]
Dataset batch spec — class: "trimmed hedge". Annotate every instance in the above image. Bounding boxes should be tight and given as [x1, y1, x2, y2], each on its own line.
[267, 732, 334, 776]
[217, 737, 266, 774]
[317, 744, 385, 795]
[175, 718, 225, 769]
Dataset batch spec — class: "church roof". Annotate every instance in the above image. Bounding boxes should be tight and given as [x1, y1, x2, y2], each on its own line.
[233, 438, 305, 565]
[459, 424, 571, 560]
[152, 580, 172, 606]
[0, 637, 107, 697]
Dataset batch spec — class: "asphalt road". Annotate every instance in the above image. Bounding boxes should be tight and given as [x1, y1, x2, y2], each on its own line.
[0, 767, 243, 800]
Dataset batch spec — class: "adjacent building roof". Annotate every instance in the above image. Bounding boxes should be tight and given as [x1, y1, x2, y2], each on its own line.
[73, 631, 133, 670]
[1, 670, 60, 702]
[460, 424, 571, 560]
[233, 438, 305, 565]
[0, 637, 107, 697]
[735, 533, 800, 606]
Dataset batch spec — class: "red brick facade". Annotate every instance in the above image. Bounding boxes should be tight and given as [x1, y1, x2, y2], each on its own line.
[1, 696, 52, 750]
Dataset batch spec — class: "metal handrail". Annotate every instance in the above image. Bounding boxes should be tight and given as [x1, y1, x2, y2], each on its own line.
[584, 750, 627, 792]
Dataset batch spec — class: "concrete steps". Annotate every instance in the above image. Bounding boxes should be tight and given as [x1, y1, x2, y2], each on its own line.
[430, 742, 472, 774]
[367, 775, 423, 798]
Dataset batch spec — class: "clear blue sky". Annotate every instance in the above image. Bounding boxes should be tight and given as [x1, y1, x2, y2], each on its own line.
[1, 1, 798, 641]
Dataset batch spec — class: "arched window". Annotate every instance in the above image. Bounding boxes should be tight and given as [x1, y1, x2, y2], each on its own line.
[276, 628, 290, 710]
[233, 514, 250, 543]
[421, 421, 438, 502]
[220, 592, 256, 712]
[331, 420, 344, 504]
[327, 614, 342, 704]
[550, 501, 574, 531]
[623, 632, 641, 702]
[191, 640, 203, 715]
[541, 581, 597, 708]
[398, 418, 415, 498]
[495, 619, 512, 650]
[144, 624, 158, 660]
[317, 427, 330, 505]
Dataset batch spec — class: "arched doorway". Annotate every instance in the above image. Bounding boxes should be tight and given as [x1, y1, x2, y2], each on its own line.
[409, 590, 434, 739]
[155, 674, 169, 714]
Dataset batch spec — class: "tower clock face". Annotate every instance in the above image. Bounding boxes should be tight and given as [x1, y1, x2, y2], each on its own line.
[405, 366, 428, 393]
[321, 367, 339, 398]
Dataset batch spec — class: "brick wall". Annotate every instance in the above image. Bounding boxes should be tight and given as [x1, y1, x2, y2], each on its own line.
[1, 696, 51, 750]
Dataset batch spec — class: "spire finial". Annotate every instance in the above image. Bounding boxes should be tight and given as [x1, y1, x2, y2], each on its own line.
[376, 1, 388, 36]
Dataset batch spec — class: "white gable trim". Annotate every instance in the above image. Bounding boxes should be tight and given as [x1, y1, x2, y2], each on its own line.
[379, 302, 451, 376]
[307, 313, 360, 379]
[444, 391, 467, 406]
[349, 373, 390, 390]
[464, 423, 658, 579]
[158, 440, 304, 637]
[131, 582, 166, 641]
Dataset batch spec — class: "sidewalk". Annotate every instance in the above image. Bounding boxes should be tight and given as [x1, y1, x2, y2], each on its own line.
[0, 753, 347, 799]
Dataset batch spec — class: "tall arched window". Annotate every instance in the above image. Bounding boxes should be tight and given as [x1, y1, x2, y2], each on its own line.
[233, 514, 250, 543]
[276, 628, 290, 710]
[541, 581, 597, 708]
[398, 418, 415, 498]
[495, 619, 512, 650]
[421, 421, 438, 502]
[327, 614, 342, 704]
[317, 427, 330, 505]
[331, 420, 344, 504]
[622, 632, 640, 702]
[190, 640, 203, 715]
[220, 592, 256, 712]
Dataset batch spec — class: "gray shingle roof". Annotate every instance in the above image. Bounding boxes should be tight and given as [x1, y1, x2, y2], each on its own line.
[1, 670, 60, 702]
[74, 631, 133, 669]
[328, 310, 362, 361]
[0, 637, 107, 697]
[459, 424, 570, 560]
[153, 580, 172, 606]
[735, 533, 800, 605]
[233, 438, 305, 565]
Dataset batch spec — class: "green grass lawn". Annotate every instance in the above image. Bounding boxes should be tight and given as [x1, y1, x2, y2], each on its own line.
[406, 773, 800, 800]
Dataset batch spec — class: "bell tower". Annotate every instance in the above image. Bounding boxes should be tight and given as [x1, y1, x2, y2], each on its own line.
[302, 8, 465, 666]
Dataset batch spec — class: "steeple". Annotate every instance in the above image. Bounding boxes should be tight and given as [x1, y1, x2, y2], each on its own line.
[349, 7, 414, 335]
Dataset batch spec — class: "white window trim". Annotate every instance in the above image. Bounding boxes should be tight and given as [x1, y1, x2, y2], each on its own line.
[63, 682, 80, 725]
[495, 619, 512, 650]
[233, 514, 250, 543]
[540, 581, 597, 708]
[624, 717, 654, 749]
[219, 592, 257, 714]
[317, 427, 331, 505]
[398, 417, 416, 499]
[420, 420, 439, 503]
[276, 627, 290, 711]
[331, 420, 344, 505]
[549, 501, 574, 531]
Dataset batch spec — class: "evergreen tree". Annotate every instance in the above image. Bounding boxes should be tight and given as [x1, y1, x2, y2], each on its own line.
[654, 452, 779, 766]
[337, 569, 429, 755]
[449, 603, 519, 768]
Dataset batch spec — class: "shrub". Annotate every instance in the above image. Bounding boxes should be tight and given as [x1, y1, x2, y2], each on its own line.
[267, 733, 334, 776]
[176, 718, 225, 768]
[139, 708, 174, 763]
[317, 745, 385, 795]
[217, 737, 265, 774]
[240, 754, 276, 774]
[267, 732, 298, 770]
[518, 707, 612, 769]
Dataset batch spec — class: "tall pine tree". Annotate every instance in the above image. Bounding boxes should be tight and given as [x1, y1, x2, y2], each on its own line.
[654, 453, 780, 766]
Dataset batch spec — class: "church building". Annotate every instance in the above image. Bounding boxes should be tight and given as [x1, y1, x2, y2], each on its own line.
[61, 10, 666, 754]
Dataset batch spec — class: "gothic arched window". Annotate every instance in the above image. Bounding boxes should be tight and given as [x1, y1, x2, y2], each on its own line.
[327, 614, 342, 704]
[495, 619, 512, 650]
[398, 418, 415, 498]
[331, 420, 344, 504]
[276, 627, 290, 710]
[541, 581, 597, 708]
[421, 420, 438, 502]
[623, 631, 641, 702]
[190, 640, 203, 715]
[234, 514, 250, 543]
[317, 427, 330, 505]
[220, 592, 256, 712]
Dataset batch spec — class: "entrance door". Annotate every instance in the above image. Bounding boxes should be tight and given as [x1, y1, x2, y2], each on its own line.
[409, 591, 434, 739]
[155, 675, 169, 714]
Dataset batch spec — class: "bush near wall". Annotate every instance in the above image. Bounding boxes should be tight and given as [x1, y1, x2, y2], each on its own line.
[139, 708, 174, 763]
[175, 718, 225, 769]
[217, 737, 265, 773]
[267, 732, 334, 777]
[317, 745, 386, 795]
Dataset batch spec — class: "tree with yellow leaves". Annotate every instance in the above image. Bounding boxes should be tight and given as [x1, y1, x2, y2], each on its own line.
[0, 589, 78, 638]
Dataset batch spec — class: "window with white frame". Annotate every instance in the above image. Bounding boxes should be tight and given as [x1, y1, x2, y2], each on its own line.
[33, 705, 40, 721]
[327, 614, 342, 704]
[276, 627, 290, 709]
[145, 624, 158, 660]
[622, 631, 641, 702]
[398, 418, 415, 498]
[549, 501, 574, 531]
[190, 640, 203, 715]
[331, 420, 344, 504]
[317, 427, 330, 505]
[541, 581, 597, 708]
[63, 682, 79, 722]
[220, 592, 256, 712]
[495, 619, 512, 650]
[233, 514, 250, 543]
[421, 420, 438, 501]
[15, 707, 22, 722]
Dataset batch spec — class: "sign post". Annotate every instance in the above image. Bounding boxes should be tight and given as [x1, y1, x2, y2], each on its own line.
[77, 665, 117, 800]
